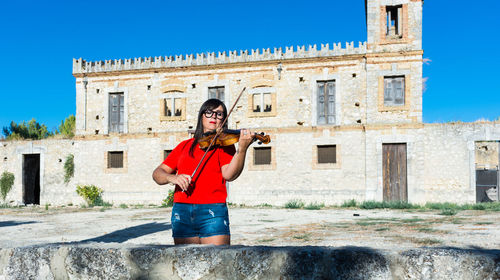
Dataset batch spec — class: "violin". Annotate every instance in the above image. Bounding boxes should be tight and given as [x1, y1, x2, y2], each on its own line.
[198, 129, 271, 149]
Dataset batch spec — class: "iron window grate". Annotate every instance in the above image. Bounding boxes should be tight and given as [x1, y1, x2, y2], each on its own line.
[317, 145, 336, 164]
[254, 147, 271, 165]
[108, 151, 124, 168]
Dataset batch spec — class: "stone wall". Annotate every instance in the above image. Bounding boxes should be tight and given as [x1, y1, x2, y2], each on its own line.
[1, 245, 498, 279]
[2, 122, 499, 206]
[0, 139, 76, 205]
[74, 52, 423, 136]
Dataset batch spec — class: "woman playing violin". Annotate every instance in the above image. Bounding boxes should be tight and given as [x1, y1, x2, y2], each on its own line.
[152, 98, 255, 245]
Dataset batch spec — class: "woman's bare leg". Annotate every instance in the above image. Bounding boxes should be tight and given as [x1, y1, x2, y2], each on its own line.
[174, 237, 201, 245]
[200, 235, 230, 245]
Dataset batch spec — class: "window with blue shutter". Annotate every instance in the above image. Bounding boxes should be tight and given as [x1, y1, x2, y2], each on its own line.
[109, 93, 124, 133]
[317, 80, 335, 124]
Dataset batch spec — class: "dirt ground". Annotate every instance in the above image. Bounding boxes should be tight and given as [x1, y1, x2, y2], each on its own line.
[0, 206, 498, 250]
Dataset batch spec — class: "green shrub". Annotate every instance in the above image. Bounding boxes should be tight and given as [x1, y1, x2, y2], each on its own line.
[470, 203, 486, 210]
[341, 199, 357, 208]
[0, 171, 15, 202]
[284, 199, 304, 209]
[304, 202, 324, 210]
[76, 184, 103, 206]
[483, 202, 500, 211]
[161, 189, 175, 207]
[258, 203, 273, 208]
[119, 203, 128, 209]
[63, 154, 74, 183]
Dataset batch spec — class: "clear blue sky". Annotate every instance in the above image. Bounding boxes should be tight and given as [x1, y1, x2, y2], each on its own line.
[1, 0, 499, 134]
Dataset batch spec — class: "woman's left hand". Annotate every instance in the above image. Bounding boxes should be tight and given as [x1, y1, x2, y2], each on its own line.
[238, 129, 255, 151]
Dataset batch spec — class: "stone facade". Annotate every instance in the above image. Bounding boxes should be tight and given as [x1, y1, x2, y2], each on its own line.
[1, 0, 499, 206]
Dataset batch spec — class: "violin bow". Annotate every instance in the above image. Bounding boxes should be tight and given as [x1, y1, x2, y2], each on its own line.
[190, 87, 247, 179]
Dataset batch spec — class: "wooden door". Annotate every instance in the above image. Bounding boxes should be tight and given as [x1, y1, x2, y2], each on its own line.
[383, 143, 407, 202]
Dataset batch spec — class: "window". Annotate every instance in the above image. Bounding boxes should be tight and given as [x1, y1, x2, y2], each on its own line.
[252, 92, 272, 112]
[317, 145, 336, 164]
[164, 98, 183, 117]
[254, 147, 271, 165]
[164, 149, 172, 160]
[317, 80, 335, 125]
[108, 151, 123, 168]
[160, 96, 186, 121]
[108, 93, 124, 133]
[208, 86, 225, 101]
[248, 87, 277, 117]
[386, 5, 402, 38]
[384, 76, 405, 106]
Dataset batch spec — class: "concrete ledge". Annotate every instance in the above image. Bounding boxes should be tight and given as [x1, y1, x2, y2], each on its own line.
[0, 245, 498, 279]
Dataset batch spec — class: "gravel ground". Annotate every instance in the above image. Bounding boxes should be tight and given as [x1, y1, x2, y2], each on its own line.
[0, 206, 498, 249]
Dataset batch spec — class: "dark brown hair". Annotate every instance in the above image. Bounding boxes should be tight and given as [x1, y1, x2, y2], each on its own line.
[189, 99, 228, 156]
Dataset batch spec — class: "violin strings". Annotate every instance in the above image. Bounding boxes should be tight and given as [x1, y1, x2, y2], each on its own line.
[190, 87, 247, 179]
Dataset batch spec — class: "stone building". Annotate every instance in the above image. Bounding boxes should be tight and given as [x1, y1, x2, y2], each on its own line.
[1, 0, 499, 206]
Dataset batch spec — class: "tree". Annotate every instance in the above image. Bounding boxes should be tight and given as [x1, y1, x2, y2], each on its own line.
[57, 115, 75, 138]
[2, 119, 53, 140]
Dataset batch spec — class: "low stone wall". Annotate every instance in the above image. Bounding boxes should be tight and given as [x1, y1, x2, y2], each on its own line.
[0, 245, 498, 279]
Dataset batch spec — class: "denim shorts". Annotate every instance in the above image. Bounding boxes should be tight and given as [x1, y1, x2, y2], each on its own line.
[171, 203, 230, 238]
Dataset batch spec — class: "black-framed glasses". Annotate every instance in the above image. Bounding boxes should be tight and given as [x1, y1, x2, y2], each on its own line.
[204, 110, 224, 120]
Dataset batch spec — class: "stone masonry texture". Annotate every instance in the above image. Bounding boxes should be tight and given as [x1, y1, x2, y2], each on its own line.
[1, 0, 500, 206]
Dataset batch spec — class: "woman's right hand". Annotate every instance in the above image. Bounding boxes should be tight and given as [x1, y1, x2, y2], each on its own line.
[172, 174, 192, 191]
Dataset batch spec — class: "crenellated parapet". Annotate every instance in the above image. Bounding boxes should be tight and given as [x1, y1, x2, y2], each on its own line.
[73, 42, 367, 74]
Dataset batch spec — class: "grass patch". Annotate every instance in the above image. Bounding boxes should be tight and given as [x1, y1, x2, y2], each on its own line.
[375, 227, 390, 231]
[359, 200, 420, 210]
[342, 200, 500, 212]
[0, 203, 21, 209]
[292, 234, 311, 241]
[475, 222, 493, 225]
[356, 221, 387, 226]
[258, 238, 276, 243]
[450, 218, 464, 224]
[401, 218, 424, 223]
[425, 202, 500, 211]
[439, 209, 458, 216]
[119, 204, 128, 209]
[417, 227, 437, 233]
[284, 199, 304, 209]
[99, 206, 112, 212]
[425, 202, 460, 210]
[323, 223, 351, 229]
[414, 238, 442, 245]
[341, 199, 357, 208]
[304, 202, 324, 210]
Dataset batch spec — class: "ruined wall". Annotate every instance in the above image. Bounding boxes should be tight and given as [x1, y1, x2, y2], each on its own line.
[1, 122, 500, 206]
[475, 141, 499, 169]
[0, 139, 76, 205]
[366, 0, 423, 53]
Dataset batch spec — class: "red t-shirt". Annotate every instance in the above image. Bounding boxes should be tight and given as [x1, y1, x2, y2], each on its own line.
[163, 138, 236, 204]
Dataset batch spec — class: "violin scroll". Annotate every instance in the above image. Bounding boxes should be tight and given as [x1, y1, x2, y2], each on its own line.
[256, 132, 270, 145]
